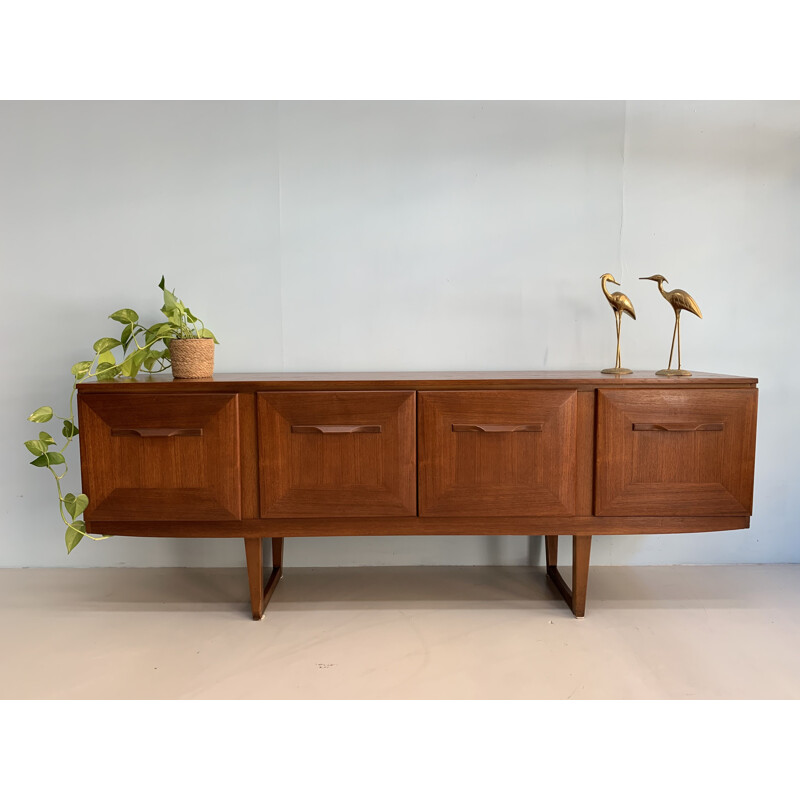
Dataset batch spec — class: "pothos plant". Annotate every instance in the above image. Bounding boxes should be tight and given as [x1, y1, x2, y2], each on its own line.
[25, 277, 218, 554]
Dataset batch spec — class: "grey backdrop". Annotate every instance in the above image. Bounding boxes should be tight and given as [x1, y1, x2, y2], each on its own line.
[2, 101, 798, 567]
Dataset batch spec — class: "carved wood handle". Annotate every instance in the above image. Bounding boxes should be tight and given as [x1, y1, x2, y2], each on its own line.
[452, 423, 544, 433]
[290, 424, 382, 434]
[632, 422, 724, 432]
[111, 427, 203, 437]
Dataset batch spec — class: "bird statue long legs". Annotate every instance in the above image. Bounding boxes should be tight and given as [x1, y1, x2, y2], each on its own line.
[668, 307, 681, 371]
[599, 273, 636, 375]
[611, 309, 624, 369]
[640, 274, 702, 376]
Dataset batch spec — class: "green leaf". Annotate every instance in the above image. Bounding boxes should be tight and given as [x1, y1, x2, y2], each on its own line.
[118, 361, 133, 378]
[184, 307, 197, 323]
[29, 451, 65, 467]
[71, 360, 93, 379]
[25, 439, 46, 455]
[119, 349, 147, 378]
[109, 308, 139, 324]
[95, 356, 119, 380]
[196, 328, 219, 344]
[65, 520, 86, 553]
[93, 337, 121, 354]
[75, 493, 89, 516]
[159, 276, 178, 311]
[64, 492, 89, 519]
[120, 323, 133, 352]
[28, 406, 53, 423]
[145, 323, 173, 345]
[62, 419, 79, 438]
[39, 431, 57, 446]
[130, 350, 148, 378]
[95, 365, 120, 381]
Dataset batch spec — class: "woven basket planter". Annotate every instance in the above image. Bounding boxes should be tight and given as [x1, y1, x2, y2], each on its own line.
[169, 338, 215, 379]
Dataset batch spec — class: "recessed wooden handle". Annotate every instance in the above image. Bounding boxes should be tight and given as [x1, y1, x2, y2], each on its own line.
[290, 424, 382, 434]
[111, 427, 203, 438]
[452, 423, 544, 433]
[632, 422, 724, 432]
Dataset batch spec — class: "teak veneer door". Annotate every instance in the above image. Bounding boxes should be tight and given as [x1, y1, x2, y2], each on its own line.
[78, 393, 241, 521]
[258, 391, 416, 517]
[595, 388, 757, 516]
[418, 390, 578, 516]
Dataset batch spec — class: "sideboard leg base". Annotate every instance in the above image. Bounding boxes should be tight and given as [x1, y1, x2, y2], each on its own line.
[544, 535, 592, 618]
[244, 537, 284, 620]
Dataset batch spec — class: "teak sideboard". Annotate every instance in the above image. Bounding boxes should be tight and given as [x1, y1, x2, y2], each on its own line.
[76, 371, 758, 619]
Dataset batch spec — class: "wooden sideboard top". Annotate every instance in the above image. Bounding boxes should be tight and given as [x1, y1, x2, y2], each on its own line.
[77, 370, 758, 393]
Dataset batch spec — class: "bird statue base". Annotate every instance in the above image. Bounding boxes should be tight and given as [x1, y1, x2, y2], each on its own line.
[656, 368, 692, 377]
[601, 367, 633, 375]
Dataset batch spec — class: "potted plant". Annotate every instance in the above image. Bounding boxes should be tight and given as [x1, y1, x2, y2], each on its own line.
[158, 276, 218, 378]
[25, 277, 218, 552]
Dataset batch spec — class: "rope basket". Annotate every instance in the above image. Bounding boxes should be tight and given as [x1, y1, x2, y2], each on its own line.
[169, 338, 215, 379]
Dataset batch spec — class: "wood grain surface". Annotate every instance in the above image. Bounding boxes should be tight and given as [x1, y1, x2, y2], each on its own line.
[595, 388, 758, 516]
[78, 392, 241, 521]
[257, 391, 416, 517]
[77, 371, 757, 393]
[418, 390, 577, 516]
[83, 515, 750, 538]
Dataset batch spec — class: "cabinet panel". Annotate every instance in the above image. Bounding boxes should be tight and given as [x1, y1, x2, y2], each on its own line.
[595, 388, 757, 516]
[418, 390, 577, 516]
[78, 393, 241, 521]
[258, 391, 416, 517]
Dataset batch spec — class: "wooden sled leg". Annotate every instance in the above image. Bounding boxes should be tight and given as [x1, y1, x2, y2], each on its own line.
[545, 535, 592, 618]
[244, 537, 284, 620]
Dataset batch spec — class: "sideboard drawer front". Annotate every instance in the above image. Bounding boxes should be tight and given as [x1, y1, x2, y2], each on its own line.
[595, 388, 757, 516]
[258, 391, 416, 517]
[418, 390, 578, 516]
[78, 393, 241, 521]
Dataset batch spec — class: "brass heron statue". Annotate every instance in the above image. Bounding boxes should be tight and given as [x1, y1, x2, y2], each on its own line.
[640, 274, 702, 376]
[600, 273, 636, 374]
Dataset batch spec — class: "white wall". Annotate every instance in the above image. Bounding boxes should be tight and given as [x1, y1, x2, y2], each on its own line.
[2, 100, 798, 568]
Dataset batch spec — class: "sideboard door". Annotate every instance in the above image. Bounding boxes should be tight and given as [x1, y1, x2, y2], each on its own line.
[418, 390, 578, 516]
[258, 391, 416, 517]
[78, 393, 241, 521]
[595, 388, 757, 516]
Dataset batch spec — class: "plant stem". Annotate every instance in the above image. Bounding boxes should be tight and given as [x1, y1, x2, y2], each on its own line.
[59, 380, 79, 454]
[46, 465, 109, 542]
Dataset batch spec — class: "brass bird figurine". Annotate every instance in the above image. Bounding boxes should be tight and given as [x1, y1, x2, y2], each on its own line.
[600, 273, 636, 374]
[640, 274, 702, 376]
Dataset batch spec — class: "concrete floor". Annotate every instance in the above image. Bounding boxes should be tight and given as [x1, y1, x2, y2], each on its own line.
[1, 564, 798, 699]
